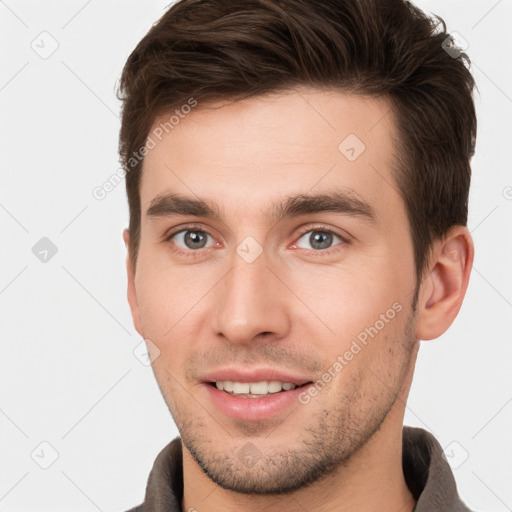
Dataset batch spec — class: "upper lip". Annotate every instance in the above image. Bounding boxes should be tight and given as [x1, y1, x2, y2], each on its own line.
[201, 368, 313, 386]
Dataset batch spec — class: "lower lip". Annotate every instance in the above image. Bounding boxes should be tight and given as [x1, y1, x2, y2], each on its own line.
[203, 383, 309, 421]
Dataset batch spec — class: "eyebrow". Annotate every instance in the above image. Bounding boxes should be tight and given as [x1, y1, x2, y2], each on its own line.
[146, 191, 376, 224]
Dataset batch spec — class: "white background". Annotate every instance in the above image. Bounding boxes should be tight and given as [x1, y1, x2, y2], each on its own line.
[0, 0, 511, 510]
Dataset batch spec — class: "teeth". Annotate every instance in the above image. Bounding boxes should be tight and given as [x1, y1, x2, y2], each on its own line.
[249, 382, 269, 395]
[268, 381, 282, 393]
[215, 380, 298, 396]
[233, 382, 250, 394]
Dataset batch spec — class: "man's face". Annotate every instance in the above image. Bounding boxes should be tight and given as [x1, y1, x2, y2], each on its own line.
[128, 88, 420, 493]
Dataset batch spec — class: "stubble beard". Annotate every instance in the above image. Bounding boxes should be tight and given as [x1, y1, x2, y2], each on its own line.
[165, 308, 418, 495]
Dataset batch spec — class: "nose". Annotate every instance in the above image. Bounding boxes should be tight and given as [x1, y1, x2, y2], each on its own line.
[211, 252, 291, 345]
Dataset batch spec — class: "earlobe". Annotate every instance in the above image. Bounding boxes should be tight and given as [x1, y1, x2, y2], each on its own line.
[123, 229, 144, 337]
[415, 227, 474, 340]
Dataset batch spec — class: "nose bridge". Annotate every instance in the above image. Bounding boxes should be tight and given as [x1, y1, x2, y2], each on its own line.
[212, 249, 290, 344]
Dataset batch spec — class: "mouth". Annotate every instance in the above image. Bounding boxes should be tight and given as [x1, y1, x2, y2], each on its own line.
[207, 380, 313, 398]
[203, 379, 314, 421]
[199, 368, 315, 421]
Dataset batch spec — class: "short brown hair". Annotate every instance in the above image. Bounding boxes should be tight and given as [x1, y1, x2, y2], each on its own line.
[117, 0, 477, 281]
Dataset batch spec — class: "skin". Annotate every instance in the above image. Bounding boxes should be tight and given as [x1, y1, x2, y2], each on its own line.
[124, 87, 474, 512]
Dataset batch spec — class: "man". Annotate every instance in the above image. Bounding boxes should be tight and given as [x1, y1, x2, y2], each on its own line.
[118, 0, 477, 510]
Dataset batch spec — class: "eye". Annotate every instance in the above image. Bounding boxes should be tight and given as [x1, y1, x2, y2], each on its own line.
[294, 229, 345, 251]
[169, 229, 217, 251]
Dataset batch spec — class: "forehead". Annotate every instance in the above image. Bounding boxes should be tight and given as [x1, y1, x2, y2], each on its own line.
[139, 88, 401, 219]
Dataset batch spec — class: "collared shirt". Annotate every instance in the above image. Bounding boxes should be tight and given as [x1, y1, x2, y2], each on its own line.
[125, 426, 474, 512]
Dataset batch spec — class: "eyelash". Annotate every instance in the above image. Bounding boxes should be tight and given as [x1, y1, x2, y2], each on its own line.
[163, 223, 350, 258]
[293, 225, 350, 256]
[164, 223, 213, 258]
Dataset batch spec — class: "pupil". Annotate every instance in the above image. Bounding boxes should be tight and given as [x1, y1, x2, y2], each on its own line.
[185, 231, 207, 249]
[310, 231, 332, 250]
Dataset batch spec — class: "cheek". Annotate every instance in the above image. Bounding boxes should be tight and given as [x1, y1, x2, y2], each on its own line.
[286, 260, 406, 338]
[134, 246, 217, 343]
[134, 251, 182, 336]
[327, 308, 412, 399]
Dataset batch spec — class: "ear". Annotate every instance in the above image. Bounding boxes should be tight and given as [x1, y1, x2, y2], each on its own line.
[123, 229, 143, 337]
[415, 226, 474, 340]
